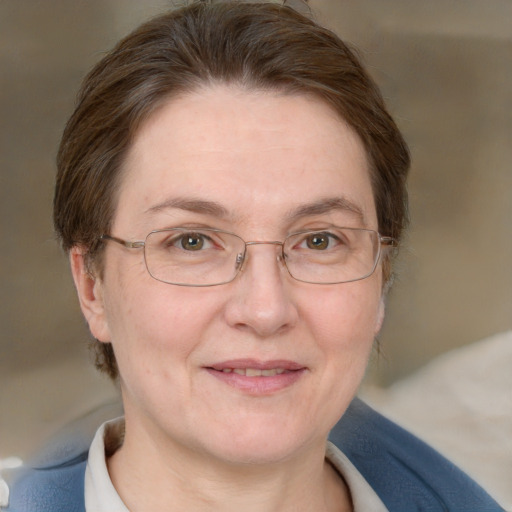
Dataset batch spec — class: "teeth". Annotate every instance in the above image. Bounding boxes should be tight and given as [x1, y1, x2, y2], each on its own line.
[221, 368, 286, 377]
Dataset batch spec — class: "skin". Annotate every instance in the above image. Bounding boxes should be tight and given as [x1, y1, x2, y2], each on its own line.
[71, 85, 385, 511]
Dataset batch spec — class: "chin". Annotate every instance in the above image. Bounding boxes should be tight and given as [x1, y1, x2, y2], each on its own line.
[210, 442, 302, 466]
[198, 419, 323, 467]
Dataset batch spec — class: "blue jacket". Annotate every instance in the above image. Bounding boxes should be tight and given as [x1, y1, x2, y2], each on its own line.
[3, 399, 504, 512]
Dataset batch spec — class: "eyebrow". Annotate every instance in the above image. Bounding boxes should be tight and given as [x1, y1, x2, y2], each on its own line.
[145, 195, 365, 224]
[286, 196, 366, 224]
[145, 197, 230, 218]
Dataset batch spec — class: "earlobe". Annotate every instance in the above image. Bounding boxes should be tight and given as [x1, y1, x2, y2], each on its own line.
[374, 297, 385, 335]
[69, 247, 111, 342]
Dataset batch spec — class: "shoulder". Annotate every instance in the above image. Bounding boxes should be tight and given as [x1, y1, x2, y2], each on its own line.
[2, 452, 87, 512]
[3, 415, 126, 512]
[1, 404, 123, 512]
[329, 398, 505, 512]
[3, 399, 504, 512]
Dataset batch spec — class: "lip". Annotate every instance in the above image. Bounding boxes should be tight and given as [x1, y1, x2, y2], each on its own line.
[209, 359, 305, 371]
[204, 359, 307, 395]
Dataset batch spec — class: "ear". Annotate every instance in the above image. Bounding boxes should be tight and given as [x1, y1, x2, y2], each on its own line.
[69, 247, 111, 342]
[374, 296, 385, 336]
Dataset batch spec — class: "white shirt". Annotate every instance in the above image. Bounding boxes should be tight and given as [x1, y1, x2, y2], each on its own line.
[85, 418, 388, 512]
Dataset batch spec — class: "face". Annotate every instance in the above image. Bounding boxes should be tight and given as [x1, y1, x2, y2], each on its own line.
[74, 85, 385, 467]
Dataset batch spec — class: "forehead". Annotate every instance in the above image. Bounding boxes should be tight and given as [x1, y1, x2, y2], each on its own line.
[116, 85, 376, 233]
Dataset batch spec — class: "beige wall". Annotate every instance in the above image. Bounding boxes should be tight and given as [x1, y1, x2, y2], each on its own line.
[315, 0, 512, 384]
[1, 0, 511, 458]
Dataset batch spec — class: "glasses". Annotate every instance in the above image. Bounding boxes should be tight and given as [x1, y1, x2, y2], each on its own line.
[100, 227, 394, 287]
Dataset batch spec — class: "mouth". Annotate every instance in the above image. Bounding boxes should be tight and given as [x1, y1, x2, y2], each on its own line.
[205, 360, 306, 394]
[211, 367, 291, 377]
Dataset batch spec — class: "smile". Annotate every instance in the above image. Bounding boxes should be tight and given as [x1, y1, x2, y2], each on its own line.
[218, 368, 288, 377]
[206, 360, 306, 394]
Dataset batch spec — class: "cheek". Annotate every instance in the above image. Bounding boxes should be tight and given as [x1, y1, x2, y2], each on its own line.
[103, 280, 223, 369]
[103, 286, 218, 410]
[303, 283, 381, 388]
[304, 282, 383, 348]
[296, 283, 382, 431]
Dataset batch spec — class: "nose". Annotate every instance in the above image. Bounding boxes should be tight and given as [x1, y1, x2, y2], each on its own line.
[223, 243, 299, 338]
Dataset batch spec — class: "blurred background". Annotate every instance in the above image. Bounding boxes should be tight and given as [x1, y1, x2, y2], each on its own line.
[1, 0, 511, 493]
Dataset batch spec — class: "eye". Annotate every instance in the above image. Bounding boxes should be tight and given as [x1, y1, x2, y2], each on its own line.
[172, 232, 214, 251]
[303, 232, 340, 251]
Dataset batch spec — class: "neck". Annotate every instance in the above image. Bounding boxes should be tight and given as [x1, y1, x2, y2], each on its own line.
[107, 419, 351, 512]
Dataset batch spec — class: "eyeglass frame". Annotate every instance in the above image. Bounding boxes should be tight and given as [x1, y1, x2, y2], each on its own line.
[99, 227, 395, 287]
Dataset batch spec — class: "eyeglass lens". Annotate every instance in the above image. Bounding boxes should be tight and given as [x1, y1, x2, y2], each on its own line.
[142, 228, 381, 286]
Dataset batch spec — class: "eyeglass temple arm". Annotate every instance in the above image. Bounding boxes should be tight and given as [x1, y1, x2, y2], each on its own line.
[100, 234, 145, 249]
[380, 236, 396, 247]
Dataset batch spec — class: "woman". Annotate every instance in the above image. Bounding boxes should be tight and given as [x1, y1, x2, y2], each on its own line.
[4, 1, 503, 511]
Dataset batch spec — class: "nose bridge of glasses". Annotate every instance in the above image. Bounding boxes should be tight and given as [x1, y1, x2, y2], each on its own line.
[245, 240, 284, 247]
[236, 240, 285, 271]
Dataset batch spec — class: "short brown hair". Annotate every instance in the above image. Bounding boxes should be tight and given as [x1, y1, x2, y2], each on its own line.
[54, 1, 410, 379]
